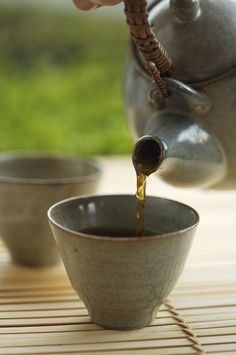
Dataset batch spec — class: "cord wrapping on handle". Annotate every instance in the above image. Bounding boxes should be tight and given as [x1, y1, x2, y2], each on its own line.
[124, 0, 175, 97]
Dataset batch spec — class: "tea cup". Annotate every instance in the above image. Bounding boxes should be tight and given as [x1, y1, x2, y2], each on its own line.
[48, 194, 199, 329]
[0, 153, 102, 266]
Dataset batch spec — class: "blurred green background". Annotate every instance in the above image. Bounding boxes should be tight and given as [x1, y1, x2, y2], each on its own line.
[0, 2, 133, 155]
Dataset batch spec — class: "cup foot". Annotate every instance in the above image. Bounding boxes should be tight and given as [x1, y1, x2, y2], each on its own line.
[91, 310, 156, 330]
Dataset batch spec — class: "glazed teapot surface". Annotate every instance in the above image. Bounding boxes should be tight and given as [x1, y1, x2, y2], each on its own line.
[124, 0, 236, 189]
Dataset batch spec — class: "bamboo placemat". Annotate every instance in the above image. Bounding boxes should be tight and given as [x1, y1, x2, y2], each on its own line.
[0, 157, 236, 355]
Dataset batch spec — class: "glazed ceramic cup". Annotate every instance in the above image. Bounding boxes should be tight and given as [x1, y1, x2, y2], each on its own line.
[0, 154, 102, 266]
[48, 194, 199, 330]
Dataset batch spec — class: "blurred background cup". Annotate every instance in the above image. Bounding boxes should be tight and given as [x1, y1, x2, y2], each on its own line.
[0, 153, 102, 266]
[48, 194, 199, 330]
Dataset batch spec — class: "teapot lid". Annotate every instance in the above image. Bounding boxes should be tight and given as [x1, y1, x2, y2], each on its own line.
[137, 0, 236, 83]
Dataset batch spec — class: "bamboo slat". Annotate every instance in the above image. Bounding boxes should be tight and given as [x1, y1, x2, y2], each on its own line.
[0, 157, 235, 355]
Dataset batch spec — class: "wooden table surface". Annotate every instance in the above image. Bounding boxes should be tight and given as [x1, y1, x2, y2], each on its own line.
[0, 157, 236, 355]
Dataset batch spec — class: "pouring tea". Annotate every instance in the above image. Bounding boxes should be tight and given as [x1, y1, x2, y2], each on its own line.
[125, 0, 236, 189]
[73, 0, 235, 189]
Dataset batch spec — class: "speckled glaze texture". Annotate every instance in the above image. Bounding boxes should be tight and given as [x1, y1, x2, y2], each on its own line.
[0, 154, 102, 266]
[125, 0, 236, 189]
[48, 195, 199, 330]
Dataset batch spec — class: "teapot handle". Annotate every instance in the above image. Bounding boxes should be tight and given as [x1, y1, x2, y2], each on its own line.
[124, 0, 175, 97]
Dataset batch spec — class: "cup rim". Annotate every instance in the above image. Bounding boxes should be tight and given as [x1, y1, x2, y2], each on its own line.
[48, 194, 200, 242]
[0, 153, 102, 185]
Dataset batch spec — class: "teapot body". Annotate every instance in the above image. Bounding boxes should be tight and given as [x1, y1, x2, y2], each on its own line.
[125, 0, 236, 189]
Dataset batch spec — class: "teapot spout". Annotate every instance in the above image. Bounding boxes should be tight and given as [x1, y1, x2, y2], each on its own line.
[132, 113, 226, 188]
[132, 135, 166, 176]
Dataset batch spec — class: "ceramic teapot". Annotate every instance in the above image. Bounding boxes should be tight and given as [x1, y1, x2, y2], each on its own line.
[124, 0, 236, 189]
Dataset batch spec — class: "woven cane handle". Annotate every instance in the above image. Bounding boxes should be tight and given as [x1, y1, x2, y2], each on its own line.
[124, 0, 174, 96]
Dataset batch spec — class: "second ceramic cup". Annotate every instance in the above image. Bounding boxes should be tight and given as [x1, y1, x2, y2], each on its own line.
[0, 154, 102, 266]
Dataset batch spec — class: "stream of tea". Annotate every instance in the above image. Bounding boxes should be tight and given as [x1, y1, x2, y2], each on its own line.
[133, 137, 163, 236]
[134, 149, 161, 236]
[135, 172, 147, 236]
